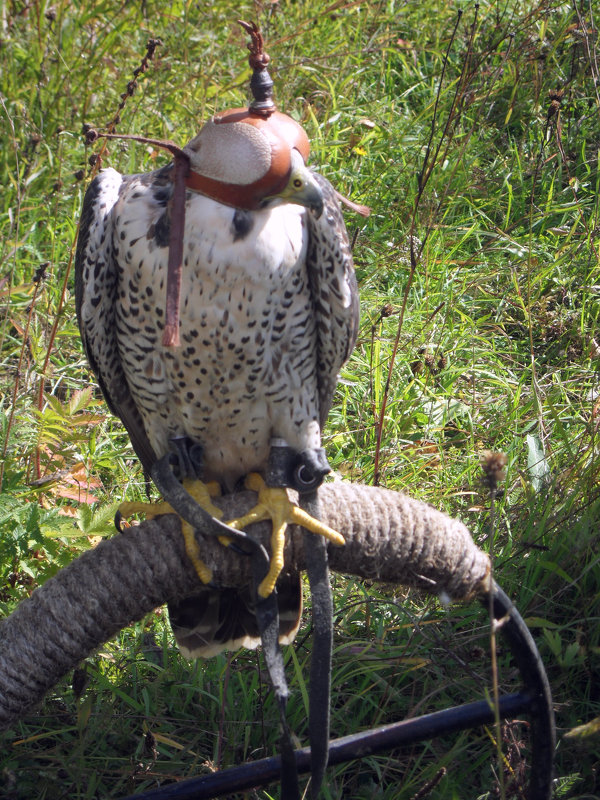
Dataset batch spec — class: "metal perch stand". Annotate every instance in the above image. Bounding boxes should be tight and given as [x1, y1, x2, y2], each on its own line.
[0, 482, 554, 798]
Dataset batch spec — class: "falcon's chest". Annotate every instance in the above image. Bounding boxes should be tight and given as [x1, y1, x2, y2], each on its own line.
[111, 179, 320, 480]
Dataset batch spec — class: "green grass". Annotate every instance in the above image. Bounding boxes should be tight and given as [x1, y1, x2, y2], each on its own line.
[1, 0, 599, 797]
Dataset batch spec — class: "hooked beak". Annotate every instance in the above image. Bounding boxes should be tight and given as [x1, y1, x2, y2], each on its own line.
[263, 152, 324, 218]
[304, 181, 324, 218]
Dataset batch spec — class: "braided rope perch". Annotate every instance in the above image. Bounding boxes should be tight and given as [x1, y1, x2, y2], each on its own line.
[0, 482, 490, 729]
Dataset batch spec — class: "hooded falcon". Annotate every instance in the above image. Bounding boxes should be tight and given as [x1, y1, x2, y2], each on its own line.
[75, 29, 359, 661]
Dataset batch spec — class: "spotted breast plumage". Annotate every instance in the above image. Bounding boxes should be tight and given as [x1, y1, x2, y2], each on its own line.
[75, 142, 358, 657]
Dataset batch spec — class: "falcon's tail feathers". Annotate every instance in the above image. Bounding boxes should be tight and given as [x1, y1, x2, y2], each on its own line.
[168, 572, 302, 659]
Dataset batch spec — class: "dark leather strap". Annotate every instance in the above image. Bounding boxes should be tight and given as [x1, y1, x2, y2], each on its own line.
[252, 561, 300, 800]
[301, 492, 332, 799]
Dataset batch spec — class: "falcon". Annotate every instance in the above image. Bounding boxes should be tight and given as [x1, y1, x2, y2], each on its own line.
[75, 24, 359, 797]
[75, 119, 357, 642]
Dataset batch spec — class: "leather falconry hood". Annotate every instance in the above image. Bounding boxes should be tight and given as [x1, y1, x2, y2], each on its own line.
[184, 20, 311, 211]
[184, 109, 310, 211]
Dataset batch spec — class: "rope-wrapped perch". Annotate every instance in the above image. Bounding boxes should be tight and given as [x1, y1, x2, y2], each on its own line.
[0, 482, 490, 729]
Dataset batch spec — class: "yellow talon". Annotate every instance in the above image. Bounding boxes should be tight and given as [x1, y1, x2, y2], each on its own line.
[118, 472, 344, 599]
[118, 498, 174, 519]
[226, 473, 345, 599]
[182, 479, 223, 518]
[118, 479, 224, 585]
[179, 519, 213, 584]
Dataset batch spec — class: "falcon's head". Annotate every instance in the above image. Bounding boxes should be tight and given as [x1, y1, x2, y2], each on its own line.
[183, 109, 322, 216]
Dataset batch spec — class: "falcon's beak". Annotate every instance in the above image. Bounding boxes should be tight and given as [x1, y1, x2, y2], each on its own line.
[265, 151, 324, 218]
[303, 181, 324, 218]
[292, 176, 324, 218]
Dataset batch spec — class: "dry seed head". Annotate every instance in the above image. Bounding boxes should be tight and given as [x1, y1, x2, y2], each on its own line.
[480, 450, 507, 492]
[547, 88, 564, 119]
[33, 262, 49, 283]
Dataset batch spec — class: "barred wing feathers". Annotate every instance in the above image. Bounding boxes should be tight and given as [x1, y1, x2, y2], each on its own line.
[306, 173, 359, 429]
[75, 168, 157, 474]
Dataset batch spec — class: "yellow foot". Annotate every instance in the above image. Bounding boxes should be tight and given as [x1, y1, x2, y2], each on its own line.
[226, 473, 345, 599]
[118, 479, 223, 585]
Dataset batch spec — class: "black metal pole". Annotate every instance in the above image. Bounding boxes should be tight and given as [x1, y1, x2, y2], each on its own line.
[486, 582, 555, 799]
[120, 692, 534, 800]
[118, 575, 554, 800]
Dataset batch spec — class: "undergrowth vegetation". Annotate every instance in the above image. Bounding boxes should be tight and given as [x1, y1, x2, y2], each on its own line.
[0, 0, 598, 797]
